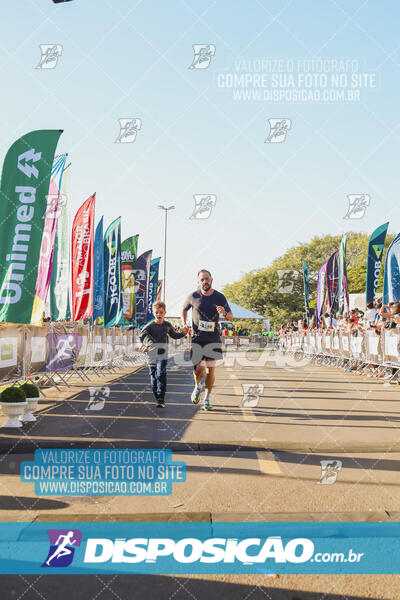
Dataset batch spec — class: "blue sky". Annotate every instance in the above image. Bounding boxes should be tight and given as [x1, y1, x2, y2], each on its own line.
[0, 0, 399, 316]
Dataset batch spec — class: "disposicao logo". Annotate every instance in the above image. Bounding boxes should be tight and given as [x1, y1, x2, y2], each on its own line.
[82, 536, 314, 565]
[42, 529, 82, 567]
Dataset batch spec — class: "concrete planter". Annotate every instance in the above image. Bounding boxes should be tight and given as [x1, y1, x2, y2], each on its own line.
[0, 401, 27, 428]
[20, 397, 40, 423]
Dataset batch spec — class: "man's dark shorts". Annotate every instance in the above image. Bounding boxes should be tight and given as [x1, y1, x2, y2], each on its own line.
[190, 337, 223, 368]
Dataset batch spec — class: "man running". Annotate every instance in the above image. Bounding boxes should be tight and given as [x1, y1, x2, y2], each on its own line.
[182, 269, 233, 410]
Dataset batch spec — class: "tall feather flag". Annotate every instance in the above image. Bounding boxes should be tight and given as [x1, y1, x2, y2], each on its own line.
[71, 194, 95, 321]
[49, 161, 71, 321]
[104, 217, 124, 327]
[0, 129, 62, 324]
[337, 233, 349, 317]
[316, 262, 327, 326]
[366, 222, 389, 305]
[93, 217, 104, 321]
[31, 153, 67, 324]
[302, 260, 310, 323]
[383, 232, 400, 304]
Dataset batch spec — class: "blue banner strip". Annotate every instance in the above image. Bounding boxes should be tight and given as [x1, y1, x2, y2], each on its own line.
[1, 522, 400, 574]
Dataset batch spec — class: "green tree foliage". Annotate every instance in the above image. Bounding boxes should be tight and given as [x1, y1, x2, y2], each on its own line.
[222, 231, 395, 329]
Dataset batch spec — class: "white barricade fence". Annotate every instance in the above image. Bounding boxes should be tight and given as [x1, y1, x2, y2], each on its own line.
[279, 329, 400, 379]
[0, 323, 146, 389]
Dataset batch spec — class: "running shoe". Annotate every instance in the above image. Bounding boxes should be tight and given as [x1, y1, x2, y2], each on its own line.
[191, 386, 202, 405]
[156, 398, 165, 408]
[202, 396, 212, 411]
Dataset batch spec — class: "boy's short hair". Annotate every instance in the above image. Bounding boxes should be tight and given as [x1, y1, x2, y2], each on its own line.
[152, 301, 166, 311]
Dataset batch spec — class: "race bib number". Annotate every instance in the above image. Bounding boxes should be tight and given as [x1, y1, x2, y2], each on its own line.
[198, 319, 215, 332]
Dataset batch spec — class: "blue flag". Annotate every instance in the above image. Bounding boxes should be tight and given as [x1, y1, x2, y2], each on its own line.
[366, 222, 389, 305]
[383, 232, 400, 304]
[93, 217, 104, 321]
[104, 217, 124, 327]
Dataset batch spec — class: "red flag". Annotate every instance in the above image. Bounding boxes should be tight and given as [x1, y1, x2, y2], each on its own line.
[71, 194, 95, 321]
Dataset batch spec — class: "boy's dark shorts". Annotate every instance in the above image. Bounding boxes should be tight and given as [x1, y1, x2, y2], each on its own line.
[190, 337, 223, 369]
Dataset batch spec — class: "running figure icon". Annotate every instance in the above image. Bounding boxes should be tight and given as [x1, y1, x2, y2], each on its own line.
[46, 531, 77, 565]
[42, 529, 82, 568]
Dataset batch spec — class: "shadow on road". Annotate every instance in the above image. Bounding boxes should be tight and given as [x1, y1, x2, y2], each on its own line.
[0, 574, 389, 600]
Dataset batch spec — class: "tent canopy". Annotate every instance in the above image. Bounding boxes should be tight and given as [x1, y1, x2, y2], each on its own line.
[224, 301, 265, 320]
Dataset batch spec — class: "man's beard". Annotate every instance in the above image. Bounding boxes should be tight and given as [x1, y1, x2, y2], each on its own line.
[201, 283, 211, 291]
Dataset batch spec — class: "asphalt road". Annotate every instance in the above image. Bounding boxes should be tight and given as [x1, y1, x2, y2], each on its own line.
[1, 350, 400, 598]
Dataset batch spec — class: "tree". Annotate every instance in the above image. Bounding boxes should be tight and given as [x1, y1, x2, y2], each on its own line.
[222, 231, 395, 329]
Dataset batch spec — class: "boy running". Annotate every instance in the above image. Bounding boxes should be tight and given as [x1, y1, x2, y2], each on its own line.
[140, 301, 188, 407]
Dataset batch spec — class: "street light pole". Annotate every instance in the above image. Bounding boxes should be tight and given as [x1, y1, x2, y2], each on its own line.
[158, 204, 175, 303]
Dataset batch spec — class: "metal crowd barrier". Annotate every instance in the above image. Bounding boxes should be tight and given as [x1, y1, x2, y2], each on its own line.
[279, 329, 400, 383]
[0, 323, 147, 394]
[222, 335, 279, 349]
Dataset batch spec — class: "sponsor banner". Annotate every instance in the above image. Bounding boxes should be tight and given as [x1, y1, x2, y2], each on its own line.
[366, 222, 389, 305]
[104, 217, 124, 327]
[0, 129, 62, 323]
[50, 163, 71, 321]
[135, 250, 152, 329]
[71, 194, 95, 321]
[121, 235, 138, 323]
[146, 257, 160, 323]
[74, 325, 89, 368]
[383, 232, 400, 304]
[26, 324, 50, 374]
[1, 522, 400, 574]
[0, 324, 24, 381]
[45, 332, 82, 372]
[31, 154, 66, 325]
[93, 217, 104, 321]
[93, 326, 105, 361]
[325, 250, 339, 315]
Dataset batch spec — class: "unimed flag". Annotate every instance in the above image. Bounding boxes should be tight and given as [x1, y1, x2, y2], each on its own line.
[31, 153, 66, 325]
[366, 222, 389, 305]
[93, 217, 104, 321]
[50, 162, 71, 321]
[146, 257, 160, 323]
[383, 232, 400, 304]
[71, 194, 95, 321]
[0, 129, 62, 323]
[104, 217, 124, 327]
[135, 250, 152, 328]
[121, 235, 138, 323]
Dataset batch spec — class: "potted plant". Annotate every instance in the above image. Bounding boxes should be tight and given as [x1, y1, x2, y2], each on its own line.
[19, 383, 41, 423]
[0, 387, 27, 428]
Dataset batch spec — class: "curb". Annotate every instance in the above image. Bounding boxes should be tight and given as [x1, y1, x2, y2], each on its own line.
[2, 440, 400, 454]
[31, 510, 396, 523]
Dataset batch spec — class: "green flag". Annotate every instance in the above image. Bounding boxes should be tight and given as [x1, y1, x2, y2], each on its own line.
[0, 129, 62, 323]
[50, 162, 71, 321]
